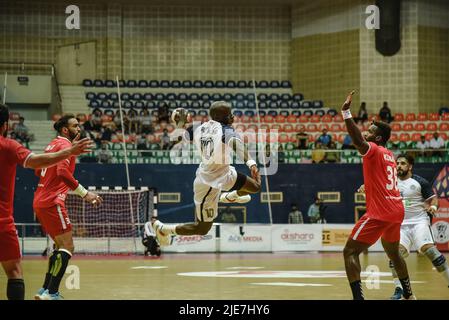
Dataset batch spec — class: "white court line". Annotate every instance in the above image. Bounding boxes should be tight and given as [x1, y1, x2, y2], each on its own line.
[131, 266, 168, 269]
[226, 267, 265, 270]
[251, 282, 332, 287]
[361, 280, 426, 284]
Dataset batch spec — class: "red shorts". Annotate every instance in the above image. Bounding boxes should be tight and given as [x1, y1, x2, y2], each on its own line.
[0, 225, 21, 261]
[350, 215, 401, 245]
[34, 205, 72, 239]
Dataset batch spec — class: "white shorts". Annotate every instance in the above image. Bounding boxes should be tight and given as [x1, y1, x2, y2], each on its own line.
[194, 168, 238, 222]
[400, 222, 435, 253]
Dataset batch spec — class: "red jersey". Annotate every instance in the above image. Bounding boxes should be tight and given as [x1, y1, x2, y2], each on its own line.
[33, 136, 79, 208]
[362, 142, 404, 223]
[0, 136, 32, 228]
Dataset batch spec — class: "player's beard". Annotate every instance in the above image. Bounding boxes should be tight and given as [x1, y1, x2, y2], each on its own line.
[68, 130, 78, 141]
[397, 168, 409, 177]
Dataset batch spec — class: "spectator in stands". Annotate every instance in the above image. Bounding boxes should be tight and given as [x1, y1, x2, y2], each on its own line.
[316, 128, 332, 147]
[307, 197, 322, 223]
[158, 102, 170, 123]
[112, 110, 123, 131]
[416, 135, 430, 157]
[127, 108, 140, 133]
[311, 141, 326, 163]
[140, 109, 153, 134]
[220, 207, 237, 223]
[341, 134, 356, 150]
[91, 108, 103, 131]
[355, 102, 368, 124]
[100, 126, 113, 143]
[97, 143, 113, 164]
[160, 128, 171, 150]
[429, 132, 445, 157]
[295, 127, 309, 150]
[379, 101, 393, 123]
[278, 144, 285, 163]
[13, 116, 33, 143]
[137, 134, 148, 151]
[324, 141, 340, 163]
[288, 203, 304, 224]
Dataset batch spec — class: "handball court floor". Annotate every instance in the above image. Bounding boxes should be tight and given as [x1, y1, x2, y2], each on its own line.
[1, 252, 448, 300]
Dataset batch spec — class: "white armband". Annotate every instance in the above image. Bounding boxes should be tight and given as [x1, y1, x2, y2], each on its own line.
[341, 109, 352, 120]
[74, 183, 88, 198]
[246, 159, 257, 169]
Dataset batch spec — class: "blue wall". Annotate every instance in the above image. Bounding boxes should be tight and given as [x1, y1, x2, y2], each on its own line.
[13, 163, 443, 224]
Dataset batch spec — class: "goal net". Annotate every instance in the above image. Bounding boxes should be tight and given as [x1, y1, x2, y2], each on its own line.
[65, 187, 155, 254]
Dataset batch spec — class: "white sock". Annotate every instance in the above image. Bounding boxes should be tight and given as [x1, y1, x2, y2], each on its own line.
[226, 190, 239, 200]
[393, 278, 402, 288]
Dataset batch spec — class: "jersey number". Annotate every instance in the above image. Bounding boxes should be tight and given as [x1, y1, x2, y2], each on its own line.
[204, 208, 214, 218]
[200, 138, 214, 160]
[386, 165, 398, 191]
[40, 168, 47, 177]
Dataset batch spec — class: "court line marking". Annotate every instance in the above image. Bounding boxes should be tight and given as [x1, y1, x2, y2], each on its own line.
[251, 282, 332, 287]
[177, 270, 393, 278]
[226, 267, 265, 270]
[131, 266, 168, 269]
[361, 280, 426, 284]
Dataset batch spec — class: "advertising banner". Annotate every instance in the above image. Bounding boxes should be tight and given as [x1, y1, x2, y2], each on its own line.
[164, 225, 216, 252]
[219, 224, 272, 252]
[271, 224, 321, 251]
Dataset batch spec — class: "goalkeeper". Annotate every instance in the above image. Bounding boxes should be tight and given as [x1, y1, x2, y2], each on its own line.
[142, 217, 162, 257]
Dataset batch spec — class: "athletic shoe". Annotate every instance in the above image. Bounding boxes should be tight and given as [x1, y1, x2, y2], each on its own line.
[152, 220, 172, 246]
[34, 288, 46, 300]
[36, 289, 64, 300]
[219, 193, 251, 203]
[390, 287, 403, 300]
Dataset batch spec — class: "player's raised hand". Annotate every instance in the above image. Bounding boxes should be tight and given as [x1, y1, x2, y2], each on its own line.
[70, 135, 94, 155]
[84, 191, 103, 206]
[341, 90, 356, 111]
[250, 165, 261, 184]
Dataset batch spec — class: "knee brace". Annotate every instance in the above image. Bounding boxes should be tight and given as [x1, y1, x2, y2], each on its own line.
[423, 246, 447, 272]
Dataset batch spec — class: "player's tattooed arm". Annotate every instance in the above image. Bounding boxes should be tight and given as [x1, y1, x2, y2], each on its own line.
[341, 91, 369, 155]
[426, 196, 439, 215]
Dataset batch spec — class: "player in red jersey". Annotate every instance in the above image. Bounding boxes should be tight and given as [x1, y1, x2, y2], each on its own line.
[341, 92, 415, 300]
[0, 104, 92, 300]
[33, 114, 103, 300]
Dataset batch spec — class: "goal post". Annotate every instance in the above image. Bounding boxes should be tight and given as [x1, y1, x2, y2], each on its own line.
[65, 186, 157, 254]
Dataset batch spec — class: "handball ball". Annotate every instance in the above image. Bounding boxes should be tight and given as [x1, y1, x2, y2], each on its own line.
[171, 108, 191, 125]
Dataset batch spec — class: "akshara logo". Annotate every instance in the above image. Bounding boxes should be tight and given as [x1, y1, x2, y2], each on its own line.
[281, 229, 314, 241]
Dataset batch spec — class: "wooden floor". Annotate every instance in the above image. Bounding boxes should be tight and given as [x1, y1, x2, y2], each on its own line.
[1, 252, 448, 300]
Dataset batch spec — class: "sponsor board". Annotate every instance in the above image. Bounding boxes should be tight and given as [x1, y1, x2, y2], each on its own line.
[432, 199, 449, 252]
[271, 224, 321, 251]
[164, 227, 216, 252]
[220, 224, 271, 252]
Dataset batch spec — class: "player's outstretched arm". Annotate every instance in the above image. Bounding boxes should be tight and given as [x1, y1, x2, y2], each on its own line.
[26, 136, 93, 169]
[229, 136, 260, 184]
[341, 91, 369, 155]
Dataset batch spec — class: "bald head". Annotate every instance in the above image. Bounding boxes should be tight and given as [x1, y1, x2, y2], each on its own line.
[210, 101, 233, 125]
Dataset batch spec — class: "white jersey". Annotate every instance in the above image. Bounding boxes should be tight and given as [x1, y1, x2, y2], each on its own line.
[193, 120, 239, 189]
[398, 175, 435, 225]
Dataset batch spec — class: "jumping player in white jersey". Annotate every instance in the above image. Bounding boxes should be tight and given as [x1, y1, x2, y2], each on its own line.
[150, 101, 261, 245]
[388, 154, 449, 299]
